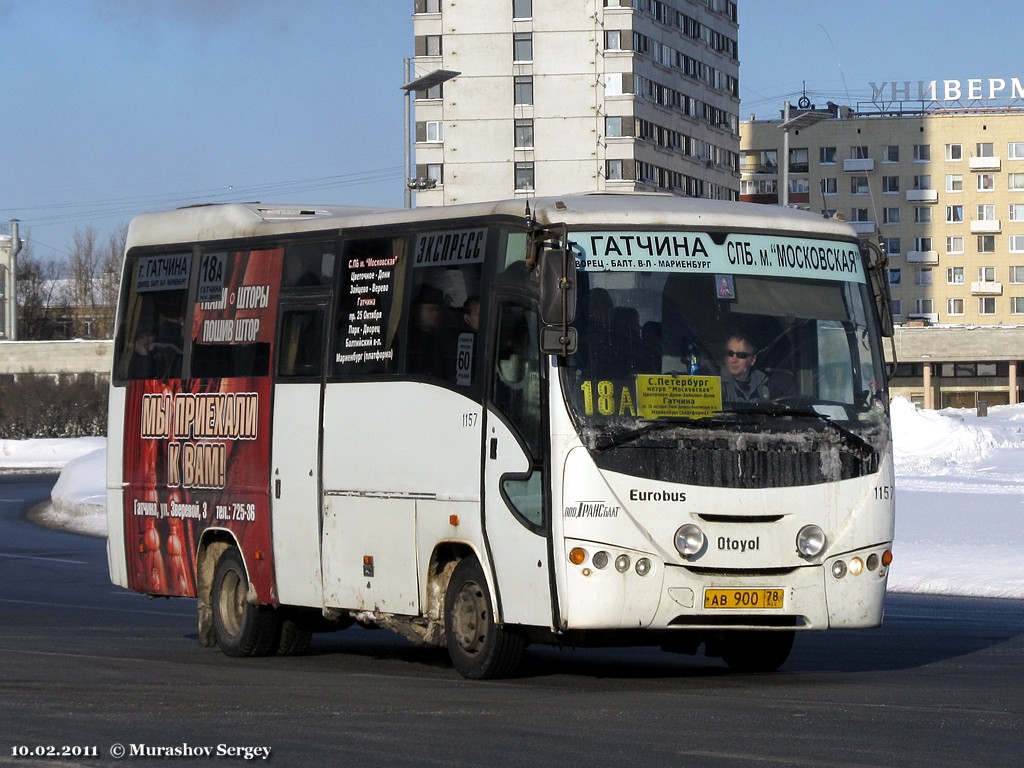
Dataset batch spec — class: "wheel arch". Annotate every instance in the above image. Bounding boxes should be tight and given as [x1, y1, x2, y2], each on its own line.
[195, 529, 241, 647]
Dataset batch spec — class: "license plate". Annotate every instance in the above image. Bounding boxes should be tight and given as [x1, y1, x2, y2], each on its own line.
[704, 588, 785, 610]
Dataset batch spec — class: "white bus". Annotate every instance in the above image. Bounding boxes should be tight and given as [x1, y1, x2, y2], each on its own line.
[106, 194, 895, 678]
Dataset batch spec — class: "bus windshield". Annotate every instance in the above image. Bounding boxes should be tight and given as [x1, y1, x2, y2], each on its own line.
[563, 231, 888, 442]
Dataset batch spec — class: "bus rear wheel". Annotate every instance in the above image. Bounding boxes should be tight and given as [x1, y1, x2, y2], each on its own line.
[444, 558, 526, 679]
[718, 630, 795, 673]
[211, 548, 280, 657]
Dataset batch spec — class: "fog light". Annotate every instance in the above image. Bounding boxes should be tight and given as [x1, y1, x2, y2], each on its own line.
[635, 558, 652, 576]
[797, 525, 827, 558]
[615, 554, 631, 572]
[849, 557, 865, 576]
[674, 524, 705, 558]
[569, 547, 587, 565]
[592, 551, 609, 569]
[831, 560, 848, 579]
[866, 553, 880, 572]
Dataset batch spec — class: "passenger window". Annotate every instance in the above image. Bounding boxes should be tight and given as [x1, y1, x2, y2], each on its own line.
[278, 308, 325, 378]
[115, 252, 189, 381]
[407, 264, 483, 385]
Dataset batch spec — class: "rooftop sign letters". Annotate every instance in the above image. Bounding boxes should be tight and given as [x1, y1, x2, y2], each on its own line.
[869, 78, 1024, 105]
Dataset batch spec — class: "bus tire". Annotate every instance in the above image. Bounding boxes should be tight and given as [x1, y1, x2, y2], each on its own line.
[275, 619, 313, 657]
[719, 630, 795, 673]
[444, 557, 525, 679]
[211, 548, 280, 657]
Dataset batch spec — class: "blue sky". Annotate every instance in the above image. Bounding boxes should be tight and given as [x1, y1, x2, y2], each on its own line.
[2, 1, 1020, 259]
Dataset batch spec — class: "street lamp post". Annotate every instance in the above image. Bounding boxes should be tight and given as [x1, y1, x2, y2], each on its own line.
[778, 100, 829, 207]
[400, 67, 460, 208]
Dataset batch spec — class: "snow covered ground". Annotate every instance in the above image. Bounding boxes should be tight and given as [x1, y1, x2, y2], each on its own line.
[3, 397, 1023, 599]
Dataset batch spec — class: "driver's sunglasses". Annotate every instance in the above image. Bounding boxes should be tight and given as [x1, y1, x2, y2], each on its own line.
[725, 349, 754, 359]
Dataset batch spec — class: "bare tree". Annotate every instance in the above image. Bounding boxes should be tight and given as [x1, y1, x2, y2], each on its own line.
[15, 237, 70, 340]
[67, 224, 123, 338]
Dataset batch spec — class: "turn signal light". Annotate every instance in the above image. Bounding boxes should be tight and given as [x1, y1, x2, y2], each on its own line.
[568, 547, 587, 565]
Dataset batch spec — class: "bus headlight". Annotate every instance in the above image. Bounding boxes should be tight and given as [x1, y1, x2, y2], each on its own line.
[796, 525, 827, 558]
[674, 524, 705, 558]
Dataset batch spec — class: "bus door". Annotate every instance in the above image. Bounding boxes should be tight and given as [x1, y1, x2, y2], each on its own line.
[270, 300, 329, 607]
[484, 299, 553, 627]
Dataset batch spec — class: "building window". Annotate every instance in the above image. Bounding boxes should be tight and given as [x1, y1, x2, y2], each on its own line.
[883, 208, 900, 225]
[514, 76, 533, 105]
[946, 298, 965, 316]
[976, 142, 995, 158]
[1012, 297, 1024, 314]
[946, 174, 963, 192]
[883, 145, 900, 162]
[979, 266, 996, 282]
[1009, 142, 1024, 160]
[888, 268, 901, 285]
[605, 116, 622, 138]
[1010, 236, 1024, 253]
[914, 207, 932, 224]
[851, 208, 871, 223]
[946, 143, 963, 161]
[914, 144, 931, 162]
[1010, 203, 1024, 221]
[515, 119, 534, 148]
[512, 0, 532, 19]
[850, 176, 869, 195]
[979, 297, 997, 315]
[882, 176, 900, 193]
[946, 205, 963, 223]
[788, 148, 808, 173]
[423, 121, 444, 143]
[915, 299, 934, 314]
[978, 235, 996, 254]
[978, 173, 995, 191]
[515, 162, 535, 190]
[915, 237, 933, 252]
[913, 174, 932, 190]
[851, 146, 869, 159]
[1010, 266, 1024, 283]
[820, 146, 837, 164]
[884, 237, 901, 256]
[604, 30, 622, 50]
[414, 0, 441, 13]
[820, 177, 837, 195]
[891, 298, 903, 316]
[513, 32, 533, 62]
[947, 266, 964, 284]
[916, 268, 933, 286]
[977, 204, 996, 221]
[947, 236, 964, 254]
[1010, 173, 1024, 191]
[606, 159, 624, 180]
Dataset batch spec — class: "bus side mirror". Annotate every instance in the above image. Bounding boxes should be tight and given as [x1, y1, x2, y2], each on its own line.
[539, 248, 576, 325]
[538, 248, 578, 355]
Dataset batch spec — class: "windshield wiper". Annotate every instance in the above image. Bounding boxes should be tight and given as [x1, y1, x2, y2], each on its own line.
[734, 403, 875, 454]
[589, 416, 727, 452]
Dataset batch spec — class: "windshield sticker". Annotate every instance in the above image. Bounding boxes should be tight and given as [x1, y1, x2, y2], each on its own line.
[571, 231, 864, 282]
[636, 375, 723, 420]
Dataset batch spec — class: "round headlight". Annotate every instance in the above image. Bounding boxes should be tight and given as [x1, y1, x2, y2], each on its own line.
[797, 525, 827, 558]
[674, 524, 705, 558]
[614, 554, 631, 572]
[592, 550, 610, 569]
[635, 558, 652, 576]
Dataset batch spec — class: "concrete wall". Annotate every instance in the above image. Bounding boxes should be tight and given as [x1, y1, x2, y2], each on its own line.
[0, 340, 113, 376]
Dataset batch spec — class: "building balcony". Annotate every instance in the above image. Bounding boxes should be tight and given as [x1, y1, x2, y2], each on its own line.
[907, 250, 939, 265]
[971, 281, 1003, 295]
[907, 313, 938, 324]
[849, 221, 876, 235]
[970, 219, 1002, 233]
[906, 188, 938, 203]
[969, 156, 1002, 171]
[843, 158, 875, 172]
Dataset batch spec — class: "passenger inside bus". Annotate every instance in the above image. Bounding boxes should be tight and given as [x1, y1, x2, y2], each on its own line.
[406, 283, 448, 378]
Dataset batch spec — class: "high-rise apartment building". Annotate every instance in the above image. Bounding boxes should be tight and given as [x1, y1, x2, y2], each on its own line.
[741, 104, 1024, 328]
[407, 0, 739, 206]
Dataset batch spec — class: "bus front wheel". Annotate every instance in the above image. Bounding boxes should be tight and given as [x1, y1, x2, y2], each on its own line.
[211, 548, 280, 657]
[444, 558, 526, 679]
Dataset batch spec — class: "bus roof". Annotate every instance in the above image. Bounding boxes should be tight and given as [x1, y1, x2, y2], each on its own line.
[124, 193, 860, 250]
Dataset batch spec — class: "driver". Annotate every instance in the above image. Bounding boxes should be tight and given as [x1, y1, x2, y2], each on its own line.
[720, 333, 770, 402]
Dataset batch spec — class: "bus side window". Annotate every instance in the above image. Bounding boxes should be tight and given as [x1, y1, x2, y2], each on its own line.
[492, 303, 541, 456]
[119, 292, 186, 381]
[278, 308, 324, 378]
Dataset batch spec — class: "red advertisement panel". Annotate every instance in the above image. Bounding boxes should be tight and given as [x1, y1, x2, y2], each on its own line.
[123, 248, 283, 602]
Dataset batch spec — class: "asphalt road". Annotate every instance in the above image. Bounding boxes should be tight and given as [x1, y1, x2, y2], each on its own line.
[1, 472, 1022, 768]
